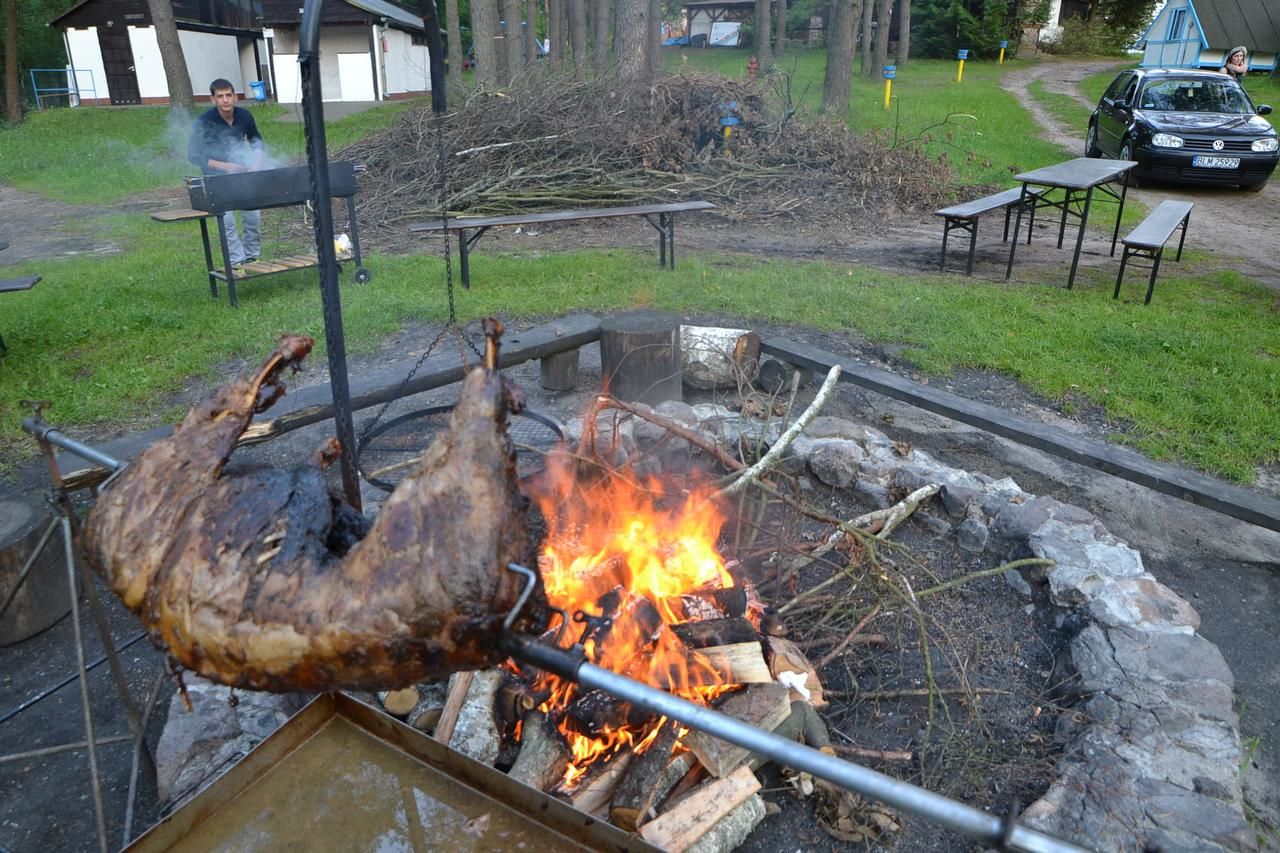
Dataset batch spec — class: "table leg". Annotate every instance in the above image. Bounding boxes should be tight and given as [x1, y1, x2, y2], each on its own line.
[667, 213, 676, 269]
[1057, 191, 1071, 249]
[658, 212, 668, 267]
[198, 217, 217, 298]
[1110, 172, 1129, 256]
[458, 229, 471, 289]
[1066, 186, 1094, 290]
[215, 216, 239, 308]
[966, 218, 978, 276]
[1005, 185, 1030, 280]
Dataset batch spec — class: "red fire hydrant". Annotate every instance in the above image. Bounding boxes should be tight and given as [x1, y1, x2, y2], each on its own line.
[748, 56, 758, 82]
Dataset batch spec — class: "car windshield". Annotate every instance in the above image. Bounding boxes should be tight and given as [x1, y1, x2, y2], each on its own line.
[1138, 79, 1256, 114]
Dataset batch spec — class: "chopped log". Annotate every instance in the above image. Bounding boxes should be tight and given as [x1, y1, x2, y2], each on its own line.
[433, 671, 475, 743]
[377, 687, 421, 717]
[610, 720, 684, 831]
[562, 687, 643, 737]
[689, 642, 774, 685]
[679, 325, 761, 390]
[508, 712, 570, 791]
[0, 496, 70, 647]
[710, 586, 748, 619]
[685, 684, 791, 778]
[639, 765, 762, 852]
[540, 348, 579, 391]
[568, 751, 634, 816]
[446, 670, 503, 766]
[495, 678, 539, 730]
[670, 617, 759, 649]
[405, 681, 449, 731]
[600, 311, 683, 405]
[685, 793, 767, 853]
[585, 585, 665, 654]
[766, 636, 827, 707]
[679, 594, 726, 623]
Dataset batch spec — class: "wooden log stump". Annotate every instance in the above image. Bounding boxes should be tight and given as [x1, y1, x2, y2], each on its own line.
[0, 496, 71, 647]
[540, 348, 580, 391]
[509, 712, 570, 791]
[610, 719, 686, 830]
[600, 312, 683, 406]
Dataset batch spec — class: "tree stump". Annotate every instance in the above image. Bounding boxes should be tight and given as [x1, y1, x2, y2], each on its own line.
[0, 495, 71, 647]
[600, 312, 683, 406]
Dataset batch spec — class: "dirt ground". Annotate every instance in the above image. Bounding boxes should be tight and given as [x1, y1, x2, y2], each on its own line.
[2, 57, 1279, 851]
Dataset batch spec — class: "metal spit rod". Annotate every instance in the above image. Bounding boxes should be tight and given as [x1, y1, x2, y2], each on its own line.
[21, 417, 124, 472]
[506, 635, 1092, 853]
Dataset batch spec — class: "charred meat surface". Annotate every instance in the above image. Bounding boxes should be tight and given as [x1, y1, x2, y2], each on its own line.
[82, 321, 547, 692]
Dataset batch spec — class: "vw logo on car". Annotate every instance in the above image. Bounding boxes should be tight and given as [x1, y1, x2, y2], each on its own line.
[1084, 68, 1279, 192]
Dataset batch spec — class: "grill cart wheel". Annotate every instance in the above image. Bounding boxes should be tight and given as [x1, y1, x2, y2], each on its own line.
[354, 267, 372, 284]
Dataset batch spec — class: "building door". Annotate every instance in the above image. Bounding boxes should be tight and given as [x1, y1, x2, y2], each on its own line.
[97, 28, 141, 105]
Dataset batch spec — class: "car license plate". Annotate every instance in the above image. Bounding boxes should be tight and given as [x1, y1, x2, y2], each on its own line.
[1191, 155, 1240, 169]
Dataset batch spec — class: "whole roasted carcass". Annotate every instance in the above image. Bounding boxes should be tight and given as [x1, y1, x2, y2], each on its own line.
[82, 320, 547, 692]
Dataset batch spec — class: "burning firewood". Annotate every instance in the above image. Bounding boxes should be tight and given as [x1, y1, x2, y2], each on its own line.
[687, 642, 774, 685]
[669, 617, 759, 649]
[684, 684, 792, 778]
[610, 719, 688, 831]
[508, 712, 570, 792]
[567, 752, 634, 816]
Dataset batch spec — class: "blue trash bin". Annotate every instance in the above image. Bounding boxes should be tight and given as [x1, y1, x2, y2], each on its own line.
[250, 80, 267, 102]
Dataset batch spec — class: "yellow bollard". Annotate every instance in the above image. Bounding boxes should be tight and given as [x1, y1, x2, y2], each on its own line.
[882, 65, 895, 110]
[956, 49, 969, 83]
[998, 40, 1008, 64]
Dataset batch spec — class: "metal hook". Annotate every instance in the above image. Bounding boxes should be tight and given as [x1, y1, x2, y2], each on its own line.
[502, 563, 539, 633]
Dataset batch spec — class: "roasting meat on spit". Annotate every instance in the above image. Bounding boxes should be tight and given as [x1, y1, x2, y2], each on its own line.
[82, 320, 547, 692]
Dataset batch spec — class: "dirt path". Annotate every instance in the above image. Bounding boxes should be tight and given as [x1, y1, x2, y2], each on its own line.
[1000, 57, 1280, 290]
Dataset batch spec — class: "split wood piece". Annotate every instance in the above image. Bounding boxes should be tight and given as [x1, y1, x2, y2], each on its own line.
[748, 701, 833, 770]
[669, 617, 758, 649]
[599, 311, 683, 406]
[562, 687, 642, 738]
[404, 681, 449, 731]
[446, 671, 504, 766]
[495, 678, 539, 730]
[377, 686, 421, 717]
[568, 751, 634, 816]
[684, 684, 791, 778]
[610, 720, 685, 831]
[684, 793, 766, 853]
[679, 325, 761, 390]
[689, 642, 774, 685]
[766, 637, 827, 707]
[433, 671, 475, 743]
[508, 712, 570, 792]
[639, 765, 762, 852]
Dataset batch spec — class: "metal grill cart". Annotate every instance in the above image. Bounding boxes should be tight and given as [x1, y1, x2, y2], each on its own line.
[154, 161, 371, 308]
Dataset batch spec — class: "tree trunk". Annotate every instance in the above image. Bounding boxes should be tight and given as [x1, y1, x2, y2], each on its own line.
[471, 0, 502, 87]
[859, 0, 874, 76]
[445, 0, 465, 84]
[646, 0, 661, 77]
[895, 0, 909, 65]
[820, 0, 855, 113]
[773, 0, 787, 56]
[753, 0, 772, 67]
[591, 0, 611, 74]
[549, 0, 565, 66]
[525, 0, 540, 65]
[3, 0, 19, 122]
[500, 0, 524, 82]
[144, 0, 194, 108]
[569, 0, 588, 72]
[613, 0, 648, 81]
[871, 0, 890, 78]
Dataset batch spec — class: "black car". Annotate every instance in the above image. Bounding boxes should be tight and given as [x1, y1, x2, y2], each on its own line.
[1086, 68, 1279, 191]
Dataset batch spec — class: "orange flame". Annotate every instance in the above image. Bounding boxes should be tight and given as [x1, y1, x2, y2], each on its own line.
[526, 451, 744, 788]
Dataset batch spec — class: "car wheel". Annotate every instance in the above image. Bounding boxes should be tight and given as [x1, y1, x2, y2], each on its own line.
[1085, 123, 1101, 158]
[1241, 179, 1268, 193]
[1119, 139, 1142, 188]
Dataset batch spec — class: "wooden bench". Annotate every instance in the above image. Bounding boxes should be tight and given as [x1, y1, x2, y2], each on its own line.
[0, 275, 41, 355]
[1114, 200, 1192, 305]
[408, 201, 717, 288]
[935, 187, 1043, 275]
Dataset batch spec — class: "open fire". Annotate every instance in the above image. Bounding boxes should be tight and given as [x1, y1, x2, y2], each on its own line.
[520, 449, 763, 790]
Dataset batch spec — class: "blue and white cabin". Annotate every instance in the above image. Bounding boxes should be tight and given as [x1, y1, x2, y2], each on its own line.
[1138, 0, 1280, 72]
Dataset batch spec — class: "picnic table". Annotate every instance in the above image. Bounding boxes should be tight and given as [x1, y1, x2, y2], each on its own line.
[1004, 157, 1137, 290]
[408, 201, 716, 288]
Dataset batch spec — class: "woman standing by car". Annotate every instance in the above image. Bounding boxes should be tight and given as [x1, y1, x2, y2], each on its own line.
[1221, 46, 1248, 81]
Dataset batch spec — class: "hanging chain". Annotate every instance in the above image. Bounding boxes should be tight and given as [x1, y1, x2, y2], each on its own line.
[356, 109, 481, 451]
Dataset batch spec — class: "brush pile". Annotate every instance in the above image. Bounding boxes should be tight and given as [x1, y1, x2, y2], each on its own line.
[340, 71, 954, 226]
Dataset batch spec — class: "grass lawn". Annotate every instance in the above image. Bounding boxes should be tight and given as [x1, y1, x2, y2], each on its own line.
[1, 60, 1277, 483]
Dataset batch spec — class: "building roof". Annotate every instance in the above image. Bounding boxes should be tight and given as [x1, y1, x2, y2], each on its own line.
[258, 0, 424, 31]
[344, 0, 423, 30]
[1191, 0, 1280, 53]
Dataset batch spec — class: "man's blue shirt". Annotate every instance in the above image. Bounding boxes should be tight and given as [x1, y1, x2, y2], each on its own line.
[188, 106, 263, 175]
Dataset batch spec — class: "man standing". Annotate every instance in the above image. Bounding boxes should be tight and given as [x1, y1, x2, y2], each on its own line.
[188, 78, 263, 269]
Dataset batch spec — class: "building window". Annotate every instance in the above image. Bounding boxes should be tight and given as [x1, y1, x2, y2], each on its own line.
[1167, 7, 1187, 40]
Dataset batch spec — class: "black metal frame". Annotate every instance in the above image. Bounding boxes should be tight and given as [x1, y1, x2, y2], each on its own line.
[940, 198, 1038, 276]
[1114, 209, 1190, 305]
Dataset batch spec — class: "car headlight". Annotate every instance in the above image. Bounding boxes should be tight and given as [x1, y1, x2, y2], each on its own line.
[1252, 138, 1279, 153]
[1151, 133, 1184, 148]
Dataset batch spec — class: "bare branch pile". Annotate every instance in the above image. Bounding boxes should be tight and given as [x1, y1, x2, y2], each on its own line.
[340, 71, 955, 226]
